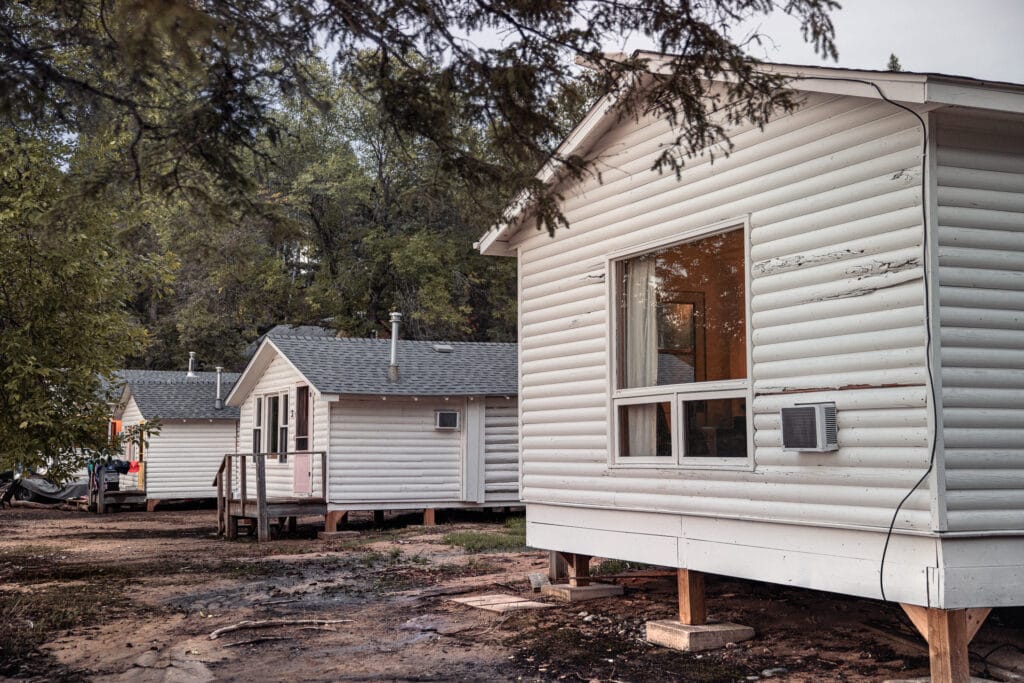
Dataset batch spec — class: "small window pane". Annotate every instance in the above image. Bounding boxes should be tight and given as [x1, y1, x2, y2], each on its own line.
[682, 398, 747, 458]
[255, 397, 262, 427]
[618, 402, 673, 458]
[436, 410, 459, 430]
[619, 228, 746, 388]
[252, 429, 261, 454]
[267, 396, 279, 453]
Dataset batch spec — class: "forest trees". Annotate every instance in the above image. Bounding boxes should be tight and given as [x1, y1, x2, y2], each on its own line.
[0, 131, 153, 479]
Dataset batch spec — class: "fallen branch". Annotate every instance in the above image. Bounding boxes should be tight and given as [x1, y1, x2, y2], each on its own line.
[209, 618, 352, 640]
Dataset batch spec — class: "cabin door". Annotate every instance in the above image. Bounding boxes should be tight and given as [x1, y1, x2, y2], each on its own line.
[293, 453, 313, 496]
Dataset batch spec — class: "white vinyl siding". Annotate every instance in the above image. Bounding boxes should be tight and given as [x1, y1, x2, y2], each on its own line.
[483, 397, 519, 503]
[936, 112, 1024, 533]
[118, 397, 145, 491]
[513, 93, 933, 532]
[237, 353, 325, 499]
[328, 398, 465, 505]
[143, 421, 237, 499]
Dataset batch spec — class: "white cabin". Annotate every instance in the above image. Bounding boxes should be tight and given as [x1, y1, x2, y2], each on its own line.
[480, 59, 1024, 676]
[226, 330, 519, 524]
[114, 370, 239, 502]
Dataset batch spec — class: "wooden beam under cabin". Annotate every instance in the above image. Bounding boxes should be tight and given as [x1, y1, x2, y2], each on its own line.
[678, 569, 707, 626]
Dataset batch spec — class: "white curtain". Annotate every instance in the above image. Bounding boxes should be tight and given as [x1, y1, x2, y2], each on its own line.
[625, 257, 658, 456]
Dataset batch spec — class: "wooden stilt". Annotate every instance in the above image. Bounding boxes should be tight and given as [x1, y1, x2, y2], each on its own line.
[677, 569, 707, 626]
[900, 604, 991, 683]
[146, 499, 159, 513]
[549, 551, 569, 582]
[567, 553, 591, 587]
[226, 515, 238, 540]
[287, 516, 297, 534]
[255, 455, 269, 543]
[325, 510, 347, 532]
[373, 510, 385, 526]
[423, 508, 436, 526]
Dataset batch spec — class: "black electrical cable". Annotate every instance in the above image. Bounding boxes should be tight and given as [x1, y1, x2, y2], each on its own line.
[795, 76, 933, 603]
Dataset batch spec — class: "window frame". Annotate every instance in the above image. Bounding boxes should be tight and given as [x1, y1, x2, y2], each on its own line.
[295, 385, 310, 452]
[605, 216, 754, 471]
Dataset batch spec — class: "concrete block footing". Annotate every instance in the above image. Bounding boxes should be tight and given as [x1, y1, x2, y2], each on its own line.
[540, 583, 624, 602]
[317, 530, 361, 539]
[645, 620, 755, 652]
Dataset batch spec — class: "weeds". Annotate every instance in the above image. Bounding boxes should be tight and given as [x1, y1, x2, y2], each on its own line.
[442, 517, 526, 553]
[594, 559, 652, 576]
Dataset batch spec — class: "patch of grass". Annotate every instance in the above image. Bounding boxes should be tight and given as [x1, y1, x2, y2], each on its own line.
[594, 559, 652, 576]
[442, 529, 526, 553]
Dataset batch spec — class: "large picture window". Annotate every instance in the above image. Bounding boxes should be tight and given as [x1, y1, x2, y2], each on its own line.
[612, 223, 750, 466]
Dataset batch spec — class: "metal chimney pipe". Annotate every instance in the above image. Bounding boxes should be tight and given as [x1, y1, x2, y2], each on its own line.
[186, 351, 197, 378]
[388, 312, 402, 383]
[214, 366, 224, 410]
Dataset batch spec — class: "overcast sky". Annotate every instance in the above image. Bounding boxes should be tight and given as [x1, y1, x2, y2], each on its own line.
[726, 0, 1024, 84]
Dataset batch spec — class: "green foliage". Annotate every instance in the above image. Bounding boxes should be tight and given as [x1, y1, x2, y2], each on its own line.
[1, 0, 840, 235]
[0, 131, 154, 481]
[443, 517, 527, 552]
[887, 53, 903, 72]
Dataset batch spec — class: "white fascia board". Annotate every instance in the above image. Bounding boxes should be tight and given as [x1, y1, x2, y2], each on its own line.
[925, 80, 1024, 114]
[476, 89, 623, 254]
[225, 338, 319, 407]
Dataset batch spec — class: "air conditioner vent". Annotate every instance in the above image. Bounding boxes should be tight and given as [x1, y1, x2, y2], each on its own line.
[434, 409, 460, 430]
[780, 403, 838, 452]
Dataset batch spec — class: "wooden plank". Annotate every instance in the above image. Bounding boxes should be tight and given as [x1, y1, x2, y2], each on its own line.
[423, 508, 436, 526]
[256, 455, 269, 543]
[966, 607, 991, 643]
[216, 469, 224, 536]
[927, 608, 970, 683]
[549, 551, 569, 581]
[325, 510, 347, 533]
[901, 603, 929, 640]
[320, 451, 327, 501]
[678, 569, 707, 626]
[240, 456, 247, 518]
[568, 553, 591, 588]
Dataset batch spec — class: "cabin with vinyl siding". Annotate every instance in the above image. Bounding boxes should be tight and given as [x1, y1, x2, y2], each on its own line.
[479, 58, 1024, 678]
[113, 369, 239, 506]
[225, 328, 519, 528]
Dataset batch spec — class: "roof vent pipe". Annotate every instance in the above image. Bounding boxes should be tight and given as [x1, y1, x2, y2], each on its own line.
[186, 351, 197, 378]
[214, 366, 224, 410]
[388, 312, 402, 383]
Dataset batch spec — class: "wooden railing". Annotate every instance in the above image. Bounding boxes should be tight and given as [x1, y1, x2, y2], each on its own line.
[213, 451, 327, 542]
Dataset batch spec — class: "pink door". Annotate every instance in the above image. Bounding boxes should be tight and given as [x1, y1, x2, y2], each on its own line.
[293, 453, 312, 496]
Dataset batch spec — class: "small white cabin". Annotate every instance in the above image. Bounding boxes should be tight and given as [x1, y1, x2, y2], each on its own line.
[226, 330, 519, 526]
[479, 58, 1024, 677]
[114, 370, 239, 505]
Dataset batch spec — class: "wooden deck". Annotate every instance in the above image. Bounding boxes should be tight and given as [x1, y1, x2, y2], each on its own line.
[214, 452, 328, 542]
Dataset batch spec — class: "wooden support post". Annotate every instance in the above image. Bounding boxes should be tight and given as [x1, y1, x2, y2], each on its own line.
[320, 452, 327, 500]
[240, 456, 247, 518]
[325, 510, 347, 532]
[677, 569, 707, 626]
[256, 455, 269, 543]
[373, 510, 385, 526]
[226, 515, 238, 540]
[225, 456, 233, 534]
[423, 508, 436, 526]
[567, 553, 591, 588]
[549, 551, 569, 582]
[216, 471, 224, 536]
[146, 499, 159, 513]
[900, 604, 991, 683]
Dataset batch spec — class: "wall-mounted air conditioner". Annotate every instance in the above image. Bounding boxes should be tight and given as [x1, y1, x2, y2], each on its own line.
[434, 409, 460, 431]
[780, 402, 838, 452]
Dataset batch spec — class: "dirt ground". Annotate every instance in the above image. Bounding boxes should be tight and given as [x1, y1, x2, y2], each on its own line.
[1, 506, 1022, 682]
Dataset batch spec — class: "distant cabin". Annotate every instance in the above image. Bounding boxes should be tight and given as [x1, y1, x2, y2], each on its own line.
[479, 58, 1024, 677]
[113, 369, 239, 505]
[225, 330, 519, 527]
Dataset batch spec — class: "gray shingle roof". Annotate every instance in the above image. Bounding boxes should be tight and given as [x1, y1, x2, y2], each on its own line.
[119, 370, 241, 420]
[268, 336, 517, 396]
